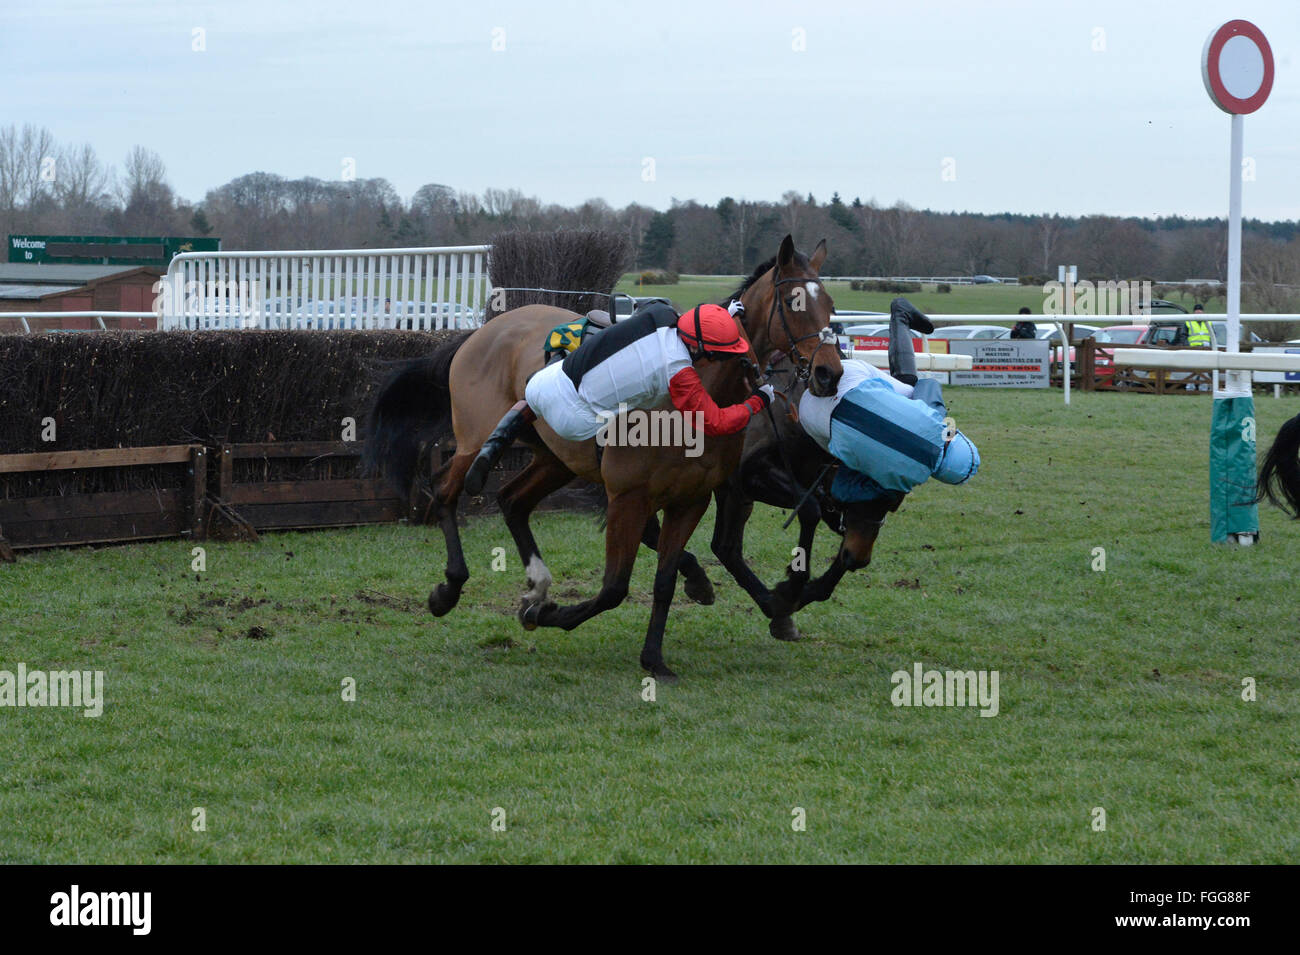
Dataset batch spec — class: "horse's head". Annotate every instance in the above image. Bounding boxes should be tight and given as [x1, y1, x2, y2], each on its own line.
[736, 235, 842, 398]
[824, 494, 894, 571]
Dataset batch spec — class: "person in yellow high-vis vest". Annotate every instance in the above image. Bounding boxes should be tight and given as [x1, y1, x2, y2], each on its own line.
[1186, 317, 1212, 348]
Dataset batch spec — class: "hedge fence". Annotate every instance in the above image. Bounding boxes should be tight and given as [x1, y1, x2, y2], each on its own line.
[0, 330, 456, 498]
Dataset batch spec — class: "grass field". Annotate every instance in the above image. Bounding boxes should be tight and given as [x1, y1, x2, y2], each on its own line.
[2, 388, 1298, 863]
[616, 274, 1223, 320]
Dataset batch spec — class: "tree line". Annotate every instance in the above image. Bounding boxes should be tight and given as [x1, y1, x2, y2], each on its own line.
[2, 124, 1298, 307]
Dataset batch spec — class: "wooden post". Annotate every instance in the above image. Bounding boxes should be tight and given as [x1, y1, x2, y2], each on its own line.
[189, 445, 208, 540]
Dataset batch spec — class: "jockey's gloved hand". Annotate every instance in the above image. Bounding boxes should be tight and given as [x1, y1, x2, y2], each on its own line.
[755, 383, 775, 406]
[727, 299, 745, 318]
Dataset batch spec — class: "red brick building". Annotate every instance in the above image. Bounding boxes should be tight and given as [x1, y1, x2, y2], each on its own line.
[0, 264, 162, 331]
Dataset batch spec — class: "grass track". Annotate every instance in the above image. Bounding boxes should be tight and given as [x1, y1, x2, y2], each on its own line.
[1, 388, 1297, 863]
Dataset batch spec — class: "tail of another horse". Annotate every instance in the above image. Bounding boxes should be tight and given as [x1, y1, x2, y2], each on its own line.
[1257, 411, 1300, 518]
[363, 331, 473, 494]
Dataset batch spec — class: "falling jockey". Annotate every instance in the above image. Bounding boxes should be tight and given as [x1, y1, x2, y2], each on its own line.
[464, 301, 775, 495]
[797, 297, 980, 504]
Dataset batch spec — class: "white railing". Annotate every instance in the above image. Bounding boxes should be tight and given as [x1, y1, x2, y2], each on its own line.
[1, 311, 159, 332]
[157, 245, 491, 331]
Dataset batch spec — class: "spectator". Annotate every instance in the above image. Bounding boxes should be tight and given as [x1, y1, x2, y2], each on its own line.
[1010, 306, 1037, 340]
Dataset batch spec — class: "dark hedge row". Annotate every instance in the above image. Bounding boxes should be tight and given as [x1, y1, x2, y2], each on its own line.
[0, 330, 454, 495]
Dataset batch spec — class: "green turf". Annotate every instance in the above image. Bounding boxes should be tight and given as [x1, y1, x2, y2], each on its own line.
[616, 274, 1223, 320]
[2, 388, 1297, 863]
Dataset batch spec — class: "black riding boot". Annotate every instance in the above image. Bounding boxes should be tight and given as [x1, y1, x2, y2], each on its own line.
[888, 296, 935, 386]
[464, 401, 535, 496]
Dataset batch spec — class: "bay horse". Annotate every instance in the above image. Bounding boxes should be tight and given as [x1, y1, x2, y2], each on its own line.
[364, 235, 841, 680]
[1258, 412, 1300, 517]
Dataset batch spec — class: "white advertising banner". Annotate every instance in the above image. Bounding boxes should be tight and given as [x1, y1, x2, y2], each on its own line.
[1250, 347, 1300, 384]
[948, 339, 1050, 388]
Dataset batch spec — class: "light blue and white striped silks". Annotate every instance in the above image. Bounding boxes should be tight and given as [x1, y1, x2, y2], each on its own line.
[815, 376, 980, 501]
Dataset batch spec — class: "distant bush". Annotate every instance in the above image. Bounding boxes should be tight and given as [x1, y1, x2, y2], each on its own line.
[937, 283, 952, 294]
[1018, 275, 1048, 286]
[638, 269, 679, 285]
[850, 279, 922, 294]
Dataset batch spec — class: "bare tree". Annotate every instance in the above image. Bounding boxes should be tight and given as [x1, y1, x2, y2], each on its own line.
[880, 201, 922, 275]
[0, 124, 56, 224]
[1038, 214, 1063, 274]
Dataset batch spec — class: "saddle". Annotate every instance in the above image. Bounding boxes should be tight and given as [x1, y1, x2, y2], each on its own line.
[542, 309, 616, 362]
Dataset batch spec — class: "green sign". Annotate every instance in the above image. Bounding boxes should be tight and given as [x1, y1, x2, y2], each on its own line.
[8, 235, 221, 267]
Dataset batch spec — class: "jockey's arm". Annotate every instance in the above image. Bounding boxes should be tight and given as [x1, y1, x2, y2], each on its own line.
[667, 366, 767, 436]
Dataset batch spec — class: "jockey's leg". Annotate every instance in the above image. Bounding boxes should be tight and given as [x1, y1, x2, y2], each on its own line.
[888, 297, 934, 386]
[911, 378, 947, 415]
[464, 400, 536, 496]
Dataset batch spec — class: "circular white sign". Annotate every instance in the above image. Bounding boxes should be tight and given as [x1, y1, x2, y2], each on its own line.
[1202, 20, 1274, 114]
[1219, 34, 1265, 99]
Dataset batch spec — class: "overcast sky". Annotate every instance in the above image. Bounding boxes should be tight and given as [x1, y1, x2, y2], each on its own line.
[5, 0, 1297, 221]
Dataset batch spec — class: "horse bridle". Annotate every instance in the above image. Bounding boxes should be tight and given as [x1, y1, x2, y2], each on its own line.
[765, 272, 838, 382]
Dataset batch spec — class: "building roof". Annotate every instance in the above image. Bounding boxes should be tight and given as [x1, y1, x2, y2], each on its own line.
[0, 284, 82, 300]
[0, 263, 159, 285]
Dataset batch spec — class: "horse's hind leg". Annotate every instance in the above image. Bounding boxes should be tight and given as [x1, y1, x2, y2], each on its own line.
[498, 448, 575, 617]
[641, 514, 714, 605]
[522, 489, 648, 633]
[427, 451, 473, 617]
[709, 485, 782, 619]
[640, 497, 711, 683]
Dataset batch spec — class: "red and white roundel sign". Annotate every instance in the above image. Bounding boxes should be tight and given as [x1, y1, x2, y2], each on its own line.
[1202, 19, 1274, 114]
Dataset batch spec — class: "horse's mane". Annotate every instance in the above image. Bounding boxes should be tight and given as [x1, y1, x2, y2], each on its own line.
[720, 251, 810, 305]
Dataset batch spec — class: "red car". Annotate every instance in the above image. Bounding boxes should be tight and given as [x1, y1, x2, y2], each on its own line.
[1090, 324, 1151, 383]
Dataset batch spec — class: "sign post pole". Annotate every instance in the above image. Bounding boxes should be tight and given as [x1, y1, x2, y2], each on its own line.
[1202, 19, 1272, 545]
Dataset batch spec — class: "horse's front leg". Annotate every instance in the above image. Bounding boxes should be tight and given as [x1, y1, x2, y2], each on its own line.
[640, 497, 711, 683]
[795, 520, 884, 610]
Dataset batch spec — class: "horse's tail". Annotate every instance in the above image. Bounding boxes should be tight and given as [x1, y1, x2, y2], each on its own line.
[1257, 411, 1300, 518]
[363, 331, 474, 493]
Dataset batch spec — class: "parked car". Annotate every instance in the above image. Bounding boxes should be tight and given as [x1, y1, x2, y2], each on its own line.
[1147, 319, 1261, 347]
[928, 324, 1009, 340]
[828, 311, 886, 351]
[1035, 323, 1100, 342]
[970, 274, 1000, 284]
[842, 323, 923, 352]
[1090, 324, 1152, 383]
[613, 294, 673, 319]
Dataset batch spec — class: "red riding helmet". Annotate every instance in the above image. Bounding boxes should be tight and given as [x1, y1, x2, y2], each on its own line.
[676, 304, 750, 355]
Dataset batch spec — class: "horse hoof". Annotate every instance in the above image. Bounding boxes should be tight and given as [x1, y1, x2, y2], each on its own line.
[769, 616, 803, 642]
[641, 659, 679, 685]
[518, 600, 554, 631]
[428, 584, 460, 617]
[683, 573, 715, 606]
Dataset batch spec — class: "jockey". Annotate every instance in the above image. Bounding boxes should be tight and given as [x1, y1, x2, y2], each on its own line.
[464, 300, 775, 495]
[797, 297, 979, 504]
